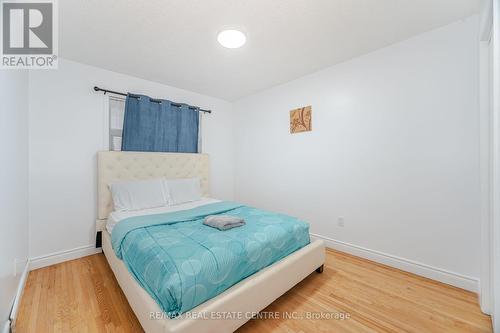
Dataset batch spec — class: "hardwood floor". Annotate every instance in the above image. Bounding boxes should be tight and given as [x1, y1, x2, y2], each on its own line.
[15, 248, 492, 333]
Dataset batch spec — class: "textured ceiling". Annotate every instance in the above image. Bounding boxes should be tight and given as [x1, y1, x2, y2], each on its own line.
[60, 0, 480, 101]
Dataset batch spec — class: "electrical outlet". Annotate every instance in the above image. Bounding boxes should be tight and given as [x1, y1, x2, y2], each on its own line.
[13, 259, 18, 277]
[337, 216, 345, 227]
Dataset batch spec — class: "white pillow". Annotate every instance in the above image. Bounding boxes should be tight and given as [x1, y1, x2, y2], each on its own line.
[165, 178, 202, 205]
[109, 178, 168, 211]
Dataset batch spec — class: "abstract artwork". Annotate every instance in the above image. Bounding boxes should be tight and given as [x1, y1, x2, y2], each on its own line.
[290, 106, 312, 134]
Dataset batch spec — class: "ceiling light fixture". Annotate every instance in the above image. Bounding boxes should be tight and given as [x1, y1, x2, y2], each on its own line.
[217, 29, 246, 49]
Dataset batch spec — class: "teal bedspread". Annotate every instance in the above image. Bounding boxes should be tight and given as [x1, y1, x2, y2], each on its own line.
[111, 201, 310, 318]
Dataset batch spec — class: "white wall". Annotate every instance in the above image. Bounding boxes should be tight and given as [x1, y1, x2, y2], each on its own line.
[29, 59, 234, 259]
[234, 17, 481, 283]
[0, 71, 29, 329]
[478, 0, 493, 315]
[490, 0, 500, 329]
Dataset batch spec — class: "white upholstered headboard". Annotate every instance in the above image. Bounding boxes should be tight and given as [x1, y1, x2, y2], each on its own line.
[97, 151, 210, 220]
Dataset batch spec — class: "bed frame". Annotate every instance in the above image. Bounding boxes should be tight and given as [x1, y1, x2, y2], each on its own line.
[96, 151, 325, 333]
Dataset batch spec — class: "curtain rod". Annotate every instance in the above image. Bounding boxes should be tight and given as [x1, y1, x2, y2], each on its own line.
[93, 86, 212, 114]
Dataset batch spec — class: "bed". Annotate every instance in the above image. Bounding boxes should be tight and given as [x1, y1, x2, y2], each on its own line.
[96, 151, 325, 333]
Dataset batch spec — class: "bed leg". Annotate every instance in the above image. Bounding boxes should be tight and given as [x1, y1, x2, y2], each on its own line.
[96, 231, 102, 248]
[316, 264, 324, 273]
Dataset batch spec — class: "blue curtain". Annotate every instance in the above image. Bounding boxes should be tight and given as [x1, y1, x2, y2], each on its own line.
[121, 94, 199, 153]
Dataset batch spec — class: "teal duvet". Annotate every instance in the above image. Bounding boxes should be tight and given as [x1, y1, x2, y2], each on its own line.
[111, 201, 310, 318]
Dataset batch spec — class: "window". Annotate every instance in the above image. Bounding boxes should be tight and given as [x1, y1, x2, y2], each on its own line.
[109, 96, 125, 151]
[107, 95, 203, 152]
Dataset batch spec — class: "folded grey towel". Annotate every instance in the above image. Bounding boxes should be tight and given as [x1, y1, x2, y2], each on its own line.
[203, 215, 245, 231]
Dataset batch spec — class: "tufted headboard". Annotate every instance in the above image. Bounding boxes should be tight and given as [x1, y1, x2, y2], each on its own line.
[97, 151, 210, 220]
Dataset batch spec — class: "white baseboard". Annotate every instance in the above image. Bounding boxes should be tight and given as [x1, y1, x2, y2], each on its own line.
[30, 245, 102, 270]
[9, 260, 30, 326]
[2, 320, 10, 333]
[311, 233, 479, 292]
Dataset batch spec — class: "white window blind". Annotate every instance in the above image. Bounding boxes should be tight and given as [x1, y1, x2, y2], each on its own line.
[109, 96, 125, 151]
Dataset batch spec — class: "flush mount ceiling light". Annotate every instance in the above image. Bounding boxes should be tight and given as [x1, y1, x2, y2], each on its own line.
[217, 29, 246, 49]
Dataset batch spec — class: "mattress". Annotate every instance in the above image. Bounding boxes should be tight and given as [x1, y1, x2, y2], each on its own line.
[106, 197, 221, 233]
[109, 200, 311, 318]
